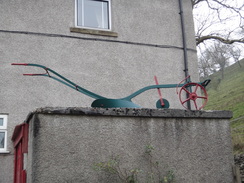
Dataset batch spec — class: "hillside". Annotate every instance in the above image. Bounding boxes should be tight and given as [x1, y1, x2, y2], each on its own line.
[202, 59, 244, 154]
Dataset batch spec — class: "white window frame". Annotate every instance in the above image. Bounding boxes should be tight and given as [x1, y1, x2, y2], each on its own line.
[75, 0, 112, 31]
[0, 115, 8, 153]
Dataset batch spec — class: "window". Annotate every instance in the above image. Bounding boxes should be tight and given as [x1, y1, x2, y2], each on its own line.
[0, 115, 7, 152]
[76, 0, 111, 30]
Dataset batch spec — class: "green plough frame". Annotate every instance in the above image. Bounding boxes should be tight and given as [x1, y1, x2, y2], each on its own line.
[12, 63, 210, 109]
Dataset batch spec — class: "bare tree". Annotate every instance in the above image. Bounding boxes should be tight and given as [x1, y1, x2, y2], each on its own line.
[209, 43, 230, 79]
[198, 50, 215, 78]
[192, 0, 244, 45]
[192, 0, 243, 79]
[199, 42, 241, 79]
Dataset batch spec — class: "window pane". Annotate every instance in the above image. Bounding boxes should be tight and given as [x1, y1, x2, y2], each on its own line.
[0, 118, 3, 126]
[77, 0, 109, 29]
[77, 0, 83, 26]
[102, 2, 109, 29]
[0, 132, 5, 148]
[84, 0, 103, 28]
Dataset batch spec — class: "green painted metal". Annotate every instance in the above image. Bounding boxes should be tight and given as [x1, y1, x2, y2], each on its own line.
[12, 63, 106, 99]
[12, 63, 210, 109]
[156, 99, 170, 109]
[120, 83, 186, 101]
[91, 99, 141, 108]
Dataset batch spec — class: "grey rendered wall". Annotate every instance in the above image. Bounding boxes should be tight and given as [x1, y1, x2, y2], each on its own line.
[0, 0, 198, 182]
[26, 107, 234, 183]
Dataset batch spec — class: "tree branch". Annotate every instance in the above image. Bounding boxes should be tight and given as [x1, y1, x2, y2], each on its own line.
[191, 0, 205, 7]
[196, 35, 244, 45]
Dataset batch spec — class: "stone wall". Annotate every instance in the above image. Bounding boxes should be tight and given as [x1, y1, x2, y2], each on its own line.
[25, 107, 234, 183]
[234, 154, 244, 182]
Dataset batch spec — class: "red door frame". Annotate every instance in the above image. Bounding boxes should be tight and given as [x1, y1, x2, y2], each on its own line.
[12, 123, 29, 183]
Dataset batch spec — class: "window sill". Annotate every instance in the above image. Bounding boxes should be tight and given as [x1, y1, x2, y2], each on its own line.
[70, 27, 118, 37]
[0, 151, 10, 154]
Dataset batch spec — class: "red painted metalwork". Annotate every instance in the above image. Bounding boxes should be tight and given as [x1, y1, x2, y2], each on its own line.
[176, 75, 191, 94]
[22, 170, 27, 183]
[12, 123, 29, 183]
[11, 63, 28, 66]
[179, 82, 208, 110]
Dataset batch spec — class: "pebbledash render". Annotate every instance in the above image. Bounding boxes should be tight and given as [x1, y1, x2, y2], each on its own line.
[1, 0, 201, 182]
[14, 107, 234, 183]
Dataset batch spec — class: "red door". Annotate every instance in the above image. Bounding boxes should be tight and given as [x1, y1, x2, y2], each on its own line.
[14, 142, 23, 183]
[12, 124, 28, 183]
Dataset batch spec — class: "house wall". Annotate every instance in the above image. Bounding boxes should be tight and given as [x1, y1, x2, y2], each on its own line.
[26, 107, 234, 183]
[0, 0, 198, 182]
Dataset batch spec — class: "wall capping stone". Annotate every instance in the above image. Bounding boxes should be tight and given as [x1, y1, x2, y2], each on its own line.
[24, 107, 232, 123]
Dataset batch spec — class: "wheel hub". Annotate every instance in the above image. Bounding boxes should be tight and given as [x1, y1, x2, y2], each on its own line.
[190, 92, 197, 100]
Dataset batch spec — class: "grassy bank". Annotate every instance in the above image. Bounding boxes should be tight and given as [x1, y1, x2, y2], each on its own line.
[203, 59, 244, 154]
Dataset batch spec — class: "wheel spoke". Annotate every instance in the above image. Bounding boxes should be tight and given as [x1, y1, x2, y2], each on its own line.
[194, 84, 199, 93]
[193, 100, 198, 110]
[182, 97, 191, 104]
[182, 87, 191, 94]
[197, 96, 207, 99]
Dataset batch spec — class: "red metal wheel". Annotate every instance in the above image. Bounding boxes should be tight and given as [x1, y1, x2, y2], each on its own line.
[179, 83, 208, 110]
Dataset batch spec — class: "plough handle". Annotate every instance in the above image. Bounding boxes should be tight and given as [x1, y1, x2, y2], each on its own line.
[12, 63, 29, 66]
[12, 63, 106, 100]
